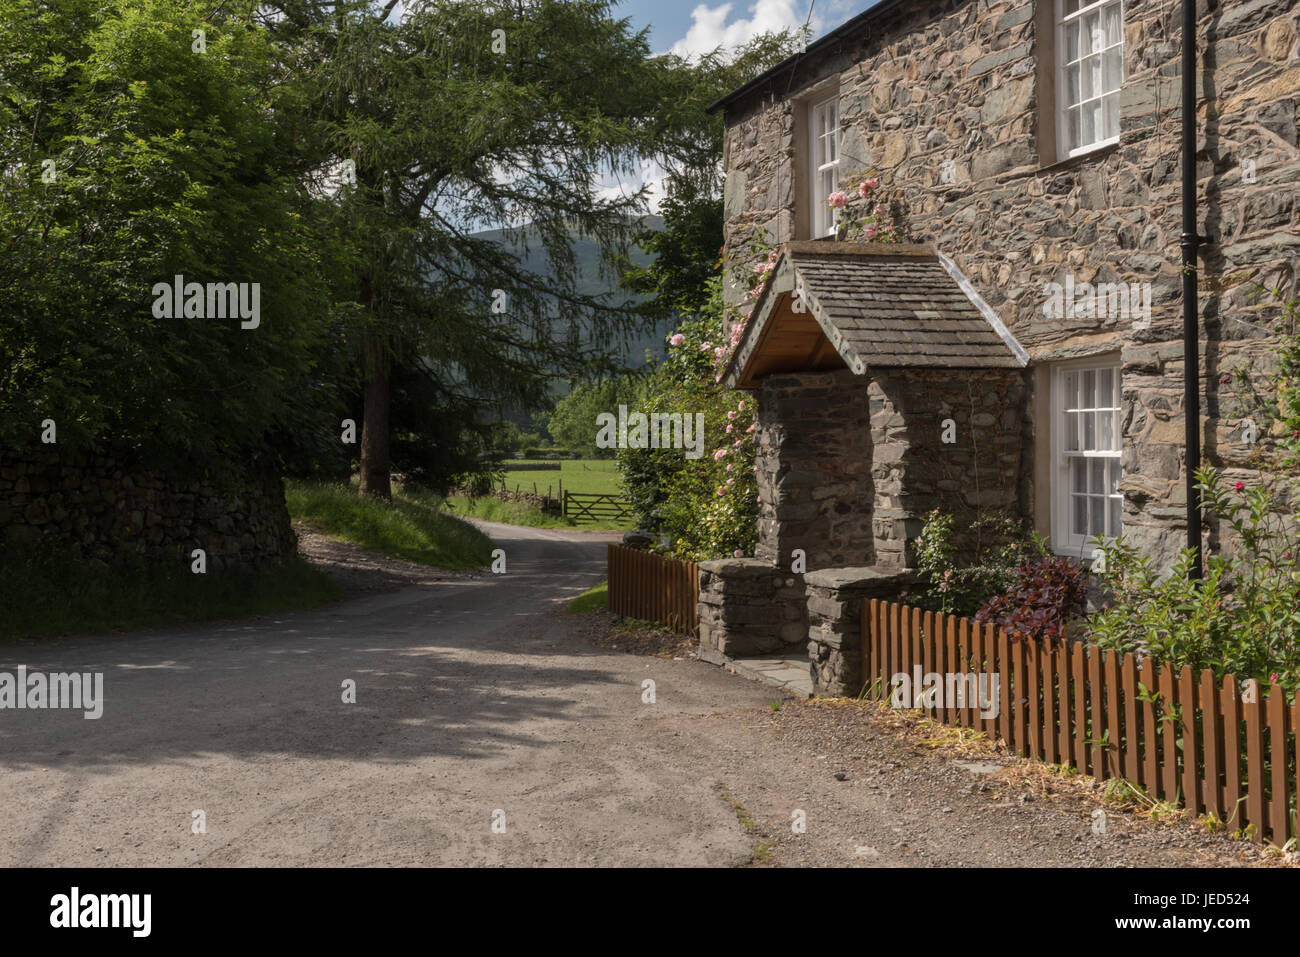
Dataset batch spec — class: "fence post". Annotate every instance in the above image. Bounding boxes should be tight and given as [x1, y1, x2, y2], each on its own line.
[1268, 686, 1289, 845]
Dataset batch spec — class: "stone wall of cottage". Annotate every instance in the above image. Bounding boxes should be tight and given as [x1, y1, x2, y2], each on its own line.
[756, 367, 1027, 572]
[0, 449, 297, 570]
[722, 0, 1300, 567]
[754, 369, 874, 568]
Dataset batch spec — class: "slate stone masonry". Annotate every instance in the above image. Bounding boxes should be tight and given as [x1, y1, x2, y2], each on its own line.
[805, 566, 919, 696]
[721, 0, 1300, 567]
[755, 366, 1027, 573]
[0, 449, 297, 570]
[697, 558, 808, 658]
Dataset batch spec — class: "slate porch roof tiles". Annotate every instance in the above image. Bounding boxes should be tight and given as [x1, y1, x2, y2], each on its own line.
[722, 242, 1028, 389]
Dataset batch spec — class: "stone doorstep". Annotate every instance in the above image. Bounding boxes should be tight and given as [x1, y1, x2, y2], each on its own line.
[699, 647, 814, 698]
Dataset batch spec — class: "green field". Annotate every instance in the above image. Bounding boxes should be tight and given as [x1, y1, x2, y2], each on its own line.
[497, 459, 623, 498]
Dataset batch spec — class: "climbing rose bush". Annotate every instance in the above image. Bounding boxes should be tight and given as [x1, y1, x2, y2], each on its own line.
[618, 276, 757, 561]
[827, 169, 901, 243]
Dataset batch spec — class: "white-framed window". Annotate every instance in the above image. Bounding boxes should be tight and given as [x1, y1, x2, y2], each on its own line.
[809, 95, 839, 237]
[1051, 359, 1123, 556]
[1058, 0, 1124, 158]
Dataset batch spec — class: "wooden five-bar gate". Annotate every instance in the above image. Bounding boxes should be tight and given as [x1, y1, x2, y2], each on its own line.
[607, 544, 698, 635]
[564, 491, 634, 525]
[861, 598, 1299, 846]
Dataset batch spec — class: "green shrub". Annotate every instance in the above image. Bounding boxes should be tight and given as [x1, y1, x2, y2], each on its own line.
[906, 510, 1049, 617]
[1087, 467, 1300, 693]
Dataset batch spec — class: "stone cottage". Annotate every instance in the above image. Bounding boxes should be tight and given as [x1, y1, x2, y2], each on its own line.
[696, 0, 1300, 693]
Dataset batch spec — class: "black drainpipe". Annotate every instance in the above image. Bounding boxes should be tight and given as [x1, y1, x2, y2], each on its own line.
[1180, 0, 1204, 579]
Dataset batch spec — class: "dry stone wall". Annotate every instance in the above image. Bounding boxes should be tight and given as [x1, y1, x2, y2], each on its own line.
[0, 449, 296, 570]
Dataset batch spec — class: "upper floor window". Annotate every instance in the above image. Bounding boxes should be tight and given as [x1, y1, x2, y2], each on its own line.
[1058, 0, 1124, 157]
[810, 95, 839, 237]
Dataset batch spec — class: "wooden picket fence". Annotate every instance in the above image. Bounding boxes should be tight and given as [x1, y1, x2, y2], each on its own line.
[606, 544, 699, 635]
[861, 598, 1299, 846]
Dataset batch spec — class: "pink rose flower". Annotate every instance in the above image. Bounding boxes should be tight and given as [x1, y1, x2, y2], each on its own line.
[737, 401, 746, 411]
[1235, 481, 1244, 491]
[827, 191, 848, 209]
[727, 411, 736, 420]
[716, 486, 726, 497]
[733, 549, 744, 558]
[725, 423, 734, 434]
[714, 448, 727, 460]
[701, 341, 713, 350]
[862, 223, 879, 240]
[863, 177, 879, 190]
[669, 333, 685, 346]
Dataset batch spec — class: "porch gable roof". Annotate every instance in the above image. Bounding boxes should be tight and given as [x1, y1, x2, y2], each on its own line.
[721, 241, 1028, 391]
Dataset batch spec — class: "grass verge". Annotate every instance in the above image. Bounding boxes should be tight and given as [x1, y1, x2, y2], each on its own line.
[565, 581, 608, 614]
[286, 480, 492, 568]
[0, 551, 339, 641]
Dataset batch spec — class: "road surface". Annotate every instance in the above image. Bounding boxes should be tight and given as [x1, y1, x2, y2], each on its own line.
[0, 521, 1270, 867]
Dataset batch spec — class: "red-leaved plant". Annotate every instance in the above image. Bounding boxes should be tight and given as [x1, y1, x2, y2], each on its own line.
[974, 556, 1087, 642]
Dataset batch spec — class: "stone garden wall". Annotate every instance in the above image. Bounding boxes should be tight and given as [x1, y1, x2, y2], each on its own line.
[721, 0, 1300, 567]
[697, 558, 807, 658]
[805, 566, 919, 696]
[0, 449, 296, 570]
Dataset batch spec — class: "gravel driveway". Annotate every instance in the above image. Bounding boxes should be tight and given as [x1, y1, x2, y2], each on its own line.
[0, 521, 1279, 867]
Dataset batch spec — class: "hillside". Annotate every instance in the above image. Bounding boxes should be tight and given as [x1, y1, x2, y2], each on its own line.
[472, 216, 676, 373]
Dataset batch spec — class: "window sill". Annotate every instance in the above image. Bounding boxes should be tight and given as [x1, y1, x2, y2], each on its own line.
[1037, 140, 1120, 175]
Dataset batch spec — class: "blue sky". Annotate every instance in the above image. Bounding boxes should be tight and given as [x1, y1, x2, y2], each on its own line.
[613, 0, 875, 56]
[384, 0, 881, 58]
[584, 0, 878, 209]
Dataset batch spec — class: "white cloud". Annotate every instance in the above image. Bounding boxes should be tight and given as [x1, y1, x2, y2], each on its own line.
[595, 158, 669, 214]
[668, 0, 806, 58]
[666, 0, 861, 59]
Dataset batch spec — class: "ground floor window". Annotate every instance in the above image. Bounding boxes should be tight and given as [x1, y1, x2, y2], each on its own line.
[1051, 358, 1122, 555]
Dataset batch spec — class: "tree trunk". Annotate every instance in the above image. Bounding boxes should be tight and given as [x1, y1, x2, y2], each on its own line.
[359, 334, 392, 500]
